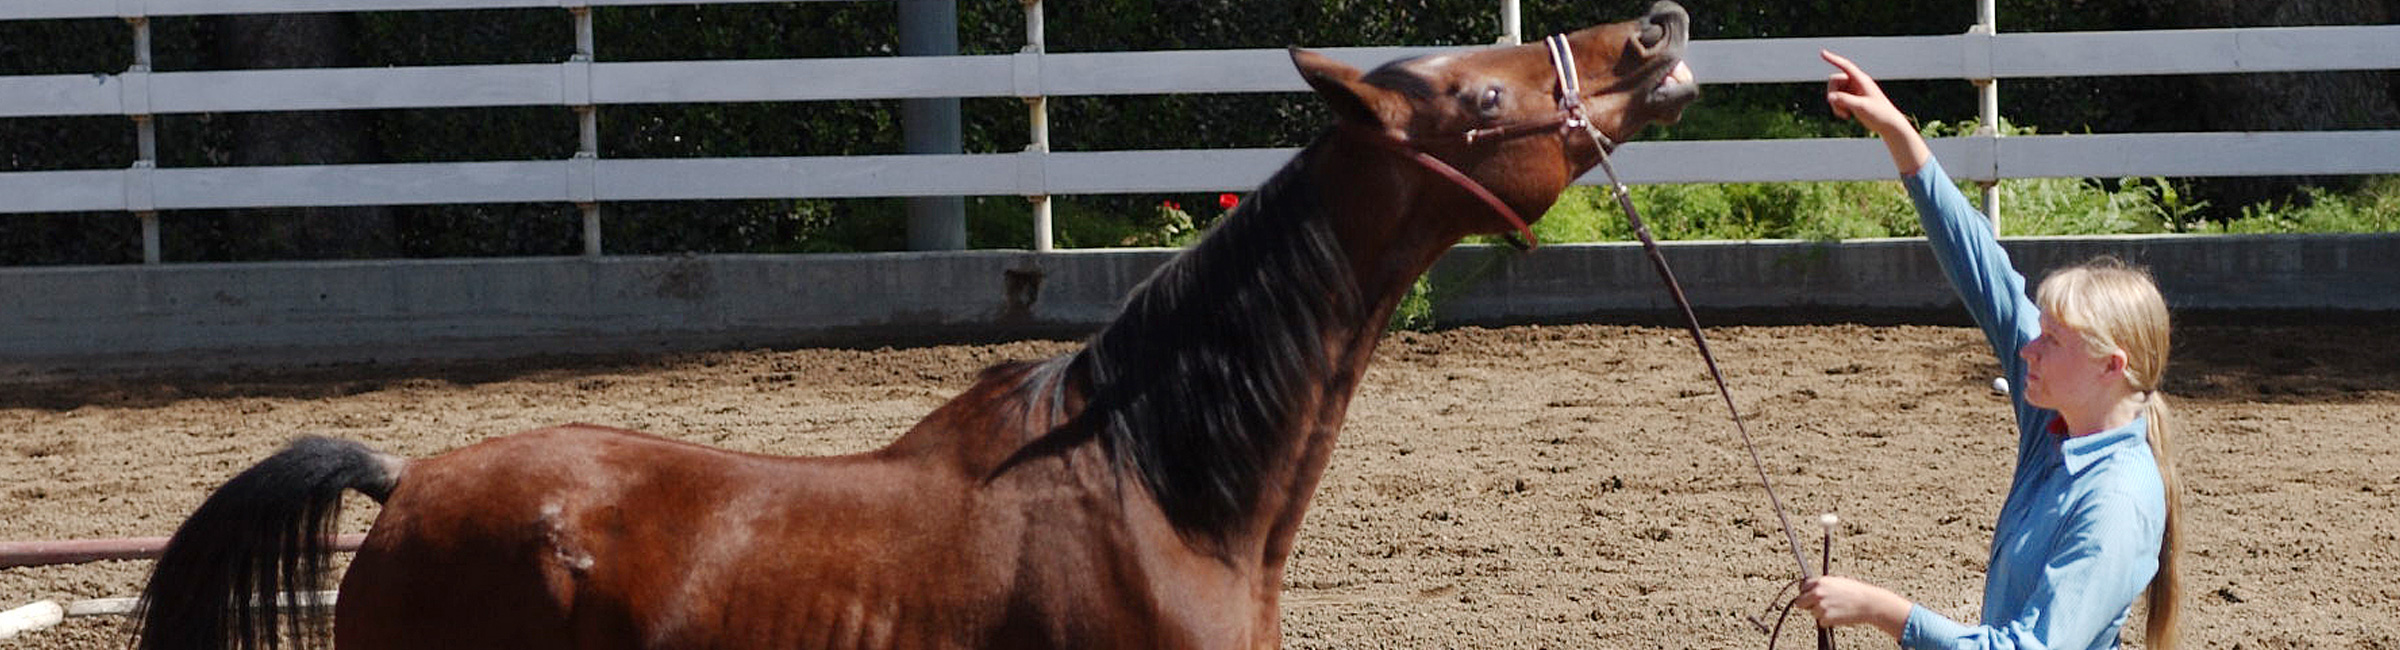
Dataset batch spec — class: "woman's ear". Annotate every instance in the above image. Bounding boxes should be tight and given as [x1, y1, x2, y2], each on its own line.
[1291, 47, 1399, 128]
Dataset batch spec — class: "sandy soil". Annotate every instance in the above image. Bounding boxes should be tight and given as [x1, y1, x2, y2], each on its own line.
[4, 323, 2396, 649]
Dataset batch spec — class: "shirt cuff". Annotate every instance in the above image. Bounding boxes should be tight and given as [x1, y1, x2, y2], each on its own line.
[1901, 603, 1972, 650]
[1900, 157, 1950, 205]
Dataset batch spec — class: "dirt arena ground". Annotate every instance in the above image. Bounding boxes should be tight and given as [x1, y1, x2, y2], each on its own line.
[4, 323, 2395, 648]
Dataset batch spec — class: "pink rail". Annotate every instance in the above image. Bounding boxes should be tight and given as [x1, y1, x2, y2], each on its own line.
[0, 534, 366, 569]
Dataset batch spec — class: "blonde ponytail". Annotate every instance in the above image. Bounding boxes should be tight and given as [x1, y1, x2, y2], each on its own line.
[2141, 394, 2182, 649]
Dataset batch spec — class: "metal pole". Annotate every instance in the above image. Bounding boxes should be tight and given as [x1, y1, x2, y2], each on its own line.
[139, 212, 160, 264]
[1975, 0, 2000, 230]
[129, 16, 160, 264]
[573, 6, 603, 256]
[902, 0, 966, 251]
[1024, 0, 1044, 49]
[574, 6, 594, 56]
[1499, 0, 1522, 45]
[1025, 0, 1052, 252]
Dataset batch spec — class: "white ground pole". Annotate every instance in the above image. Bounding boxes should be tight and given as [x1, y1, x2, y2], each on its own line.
[0, 601, 65, 640]
[1, 591, 343, 640]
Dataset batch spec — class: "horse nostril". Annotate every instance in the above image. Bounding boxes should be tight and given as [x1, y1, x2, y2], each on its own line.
[1649, 1, 1688, 22]
[1645, 1, 1689, 44]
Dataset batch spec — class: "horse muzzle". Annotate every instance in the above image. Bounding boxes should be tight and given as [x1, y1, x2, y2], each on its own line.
[1635, 2, 1700, 121]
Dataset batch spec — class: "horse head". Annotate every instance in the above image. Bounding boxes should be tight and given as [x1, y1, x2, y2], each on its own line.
[1290, 1, 1697, 246]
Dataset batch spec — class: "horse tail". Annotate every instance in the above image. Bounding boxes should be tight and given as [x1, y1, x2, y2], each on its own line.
[129, 436, 404, 650]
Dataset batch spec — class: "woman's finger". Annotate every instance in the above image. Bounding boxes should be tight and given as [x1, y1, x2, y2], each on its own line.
[1819, 49, 1864, 77]
[1821, 50, 1882, 97]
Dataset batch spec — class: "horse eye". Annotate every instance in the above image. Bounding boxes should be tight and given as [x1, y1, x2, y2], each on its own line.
[1479, 87, 1503, 113]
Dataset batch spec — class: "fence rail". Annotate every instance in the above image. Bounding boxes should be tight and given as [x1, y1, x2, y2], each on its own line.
[0, 0, 848, 21]
[9, 27, 2400, 118]
[2, 1, 2397, 258]
[8, 130, 2400, 215]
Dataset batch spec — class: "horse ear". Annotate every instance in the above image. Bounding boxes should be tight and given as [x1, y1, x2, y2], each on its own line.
[1290, 47, 1394, 128]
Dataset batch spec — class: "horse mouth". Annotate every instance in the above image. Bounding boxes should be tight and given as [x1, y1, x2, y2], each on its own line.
[1658, 60, 1696, 101]
[1634, 1, 1697, 123]
[1648, 59, 1699, 119]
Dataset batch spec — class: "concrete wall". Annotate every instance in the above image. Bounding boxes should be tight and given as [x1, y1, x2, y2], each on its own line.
[3, 233, 2393, 374]
[1430, 233, 2400, 322]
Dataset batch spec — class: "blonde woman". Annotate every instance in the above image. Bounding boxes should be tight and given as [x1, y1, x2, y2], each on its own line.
[1794, 50, 2184, 649]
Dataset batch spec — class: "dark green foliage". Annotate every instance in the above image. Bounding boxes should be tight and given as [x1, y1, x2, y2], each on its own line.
[1, 117, 133, 171]
[0, 213, 142, 266]
[0, 18, 128, 74]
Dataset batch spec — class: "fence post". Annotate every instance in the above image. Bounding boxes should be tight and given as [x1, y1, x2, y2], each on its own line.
[1974, 0, 2001, 230]
[1023, 0, 1052, 252]
[127, 15, 160, 264]
[1499, 0, 1522, 45]
[901, 0, 966, 251]
[1022, 0, 1051, 251]
[571, 5, 603, 257]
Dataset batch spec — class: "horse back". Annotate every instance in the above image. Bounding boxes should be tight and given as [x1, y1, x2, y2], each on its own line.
[336, 424, 1012, 649]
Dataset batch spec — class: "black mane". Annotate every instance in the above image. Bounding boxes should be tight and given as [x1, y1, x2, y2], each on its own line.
[1014, 137, 1366, 542]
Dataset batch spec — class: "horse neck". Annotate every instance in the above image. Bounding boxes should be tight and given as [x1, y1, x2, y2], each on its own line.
[1253, 133, 1466, 566]
[1064, 134, 1462, 558]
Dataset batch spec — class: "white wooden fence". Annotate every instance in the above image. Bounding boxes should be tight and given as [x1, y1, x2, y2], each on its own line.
[2, 1, 2396, 262]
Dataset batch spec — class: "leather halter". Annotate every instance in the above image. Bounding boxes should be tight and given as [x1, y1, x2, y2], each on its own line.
[1464, 33, 1619, 152]
[1347, 34, 1613, 251]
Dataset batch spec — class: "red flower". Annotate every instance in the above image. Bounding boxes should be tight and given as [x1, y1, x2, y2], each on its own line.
[1218, 193, 1240, 209]
[1162, 200, 1181, 211]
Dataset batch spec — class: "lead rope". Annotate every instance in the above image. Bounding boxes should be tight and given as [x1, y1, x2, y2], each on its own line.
[1586, 134, 1834, 650]
[1454, 32, 1828, 646]
[1543, 25, 1822, 598]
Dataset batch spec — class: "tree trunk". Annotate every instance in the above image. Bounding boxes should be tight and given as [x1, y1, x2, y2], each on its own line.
[210, 13, 398, 259]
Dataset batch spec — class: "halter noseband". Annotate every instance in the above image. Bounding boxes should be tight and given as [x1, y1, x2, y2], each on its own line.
[1349, 34, 1614, 251]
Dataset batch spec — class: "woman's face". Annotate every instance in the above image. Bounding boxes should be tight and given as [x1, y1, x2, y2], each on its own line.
[2019, 314, 2121, 411]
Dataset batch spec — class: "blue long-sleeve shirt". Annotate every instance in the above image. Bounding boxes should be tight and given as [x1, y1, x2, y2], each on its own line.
[1897, 158, 2168, 650]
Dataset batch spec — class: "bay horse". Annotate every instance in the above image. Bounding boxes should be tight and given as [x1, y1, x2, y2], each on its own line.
[131, 5, 1698, 648]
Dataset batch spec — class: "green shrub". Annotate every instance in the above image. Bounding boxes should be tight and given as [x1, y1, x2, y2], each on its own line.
[1528, 180, 1918, 243]
[2201, 177, 2400, 234]
[1389, 277, 1438, 332]
[1523, 116, 2399, 242]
